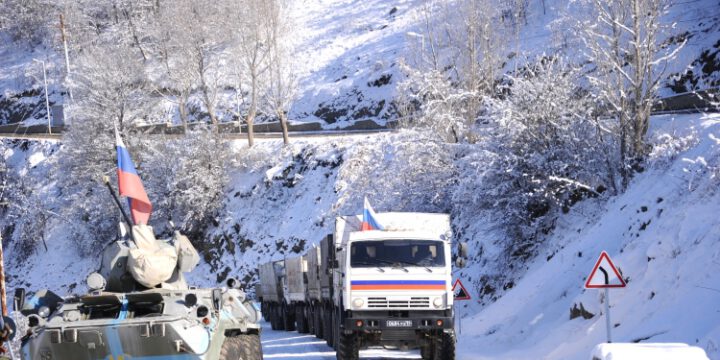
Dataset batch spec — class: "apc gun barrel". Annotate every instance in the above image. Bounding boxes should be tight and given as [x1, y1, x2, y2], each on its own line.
[103, 175, 135, 239]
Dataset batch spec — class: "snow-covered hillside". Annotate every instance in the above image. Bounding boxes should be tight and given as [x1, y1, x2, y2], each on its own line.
[1, 0, 718, 128]
[454, 113, 720, 359]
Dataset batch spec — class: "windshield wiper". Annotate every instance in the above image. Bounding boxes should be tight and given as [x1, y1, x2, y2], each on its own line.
[352, 260, 385, 272]
[397, 260, 433, 273]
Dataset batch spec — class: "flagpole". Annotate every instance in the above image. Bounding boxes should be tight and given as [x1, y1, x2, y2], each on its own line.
[103, 176, 134, 241]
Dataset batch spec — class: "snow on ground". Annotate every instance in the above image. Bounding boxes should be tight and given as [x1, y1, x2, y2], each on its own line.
[261, 320, 420, 359]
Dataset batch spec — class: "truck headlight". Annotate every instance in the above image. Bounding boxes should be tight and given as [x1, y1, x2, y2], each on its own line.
[352, 298, 364, 309]
[433, 297, 443, 308]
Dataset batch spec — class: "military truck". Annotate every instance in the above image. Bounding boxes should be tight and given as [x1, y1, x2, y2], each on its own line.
[320, 212, 467, 360]
[258, 260, 290, 330]
[305, 245, 325, 338]
[283, 256, 310, 334]
[15, 224, 263, 360]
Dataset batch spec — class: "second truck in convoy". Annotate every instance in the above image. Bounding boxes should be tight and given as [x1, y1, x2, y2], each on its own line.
[258, 211, 468, 360]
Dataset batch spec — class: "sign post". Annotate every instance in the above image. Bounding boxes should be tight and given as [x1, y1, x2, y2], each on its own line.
[452, 279, 471, 335]
[585, 251, 626, 343]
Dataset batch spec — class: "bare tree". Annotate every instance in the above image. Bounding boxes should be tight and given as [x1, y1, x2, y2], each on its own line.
[264, 0, 297, 145]
[578, 0, 685, 188]
[232, 0, 273, 147]
[400, 0, 508, 143]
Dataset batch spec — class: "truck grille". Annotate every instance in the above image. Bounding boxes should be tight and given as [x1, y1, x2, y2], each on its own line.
[367, 297, 430, 308]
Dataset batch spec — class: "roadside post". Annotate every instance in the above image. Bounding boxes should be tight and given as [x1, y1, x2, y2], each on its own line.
[452, 279, 471, 335]
[585, 251, 626, 343]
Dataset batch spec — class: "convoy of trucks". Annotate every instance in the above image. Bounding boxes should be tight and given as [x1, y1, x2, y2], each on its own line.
[257, 212, 468, 360]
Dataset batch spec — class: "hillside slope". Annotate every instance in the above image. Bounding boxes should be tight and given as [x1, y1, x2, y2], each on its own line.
[455, 113, 720, 359]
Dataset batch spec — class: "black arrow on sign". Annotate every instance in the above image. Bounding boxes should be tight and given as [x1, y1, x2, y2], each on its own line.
[599, 266, 609, 285]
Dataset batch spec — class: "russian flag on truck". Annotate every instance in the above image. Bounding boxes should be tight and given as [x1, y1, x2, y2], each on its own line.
[361, 196, 384, 231]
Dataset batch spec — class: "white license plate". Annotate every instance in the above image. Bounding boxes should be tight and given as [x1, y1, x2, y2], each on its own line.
[386, 320, 413, 327]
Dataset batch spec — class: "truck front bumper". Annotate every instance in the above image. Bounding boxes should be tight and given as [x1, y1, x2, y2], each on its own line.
[343, 310, 454, 332]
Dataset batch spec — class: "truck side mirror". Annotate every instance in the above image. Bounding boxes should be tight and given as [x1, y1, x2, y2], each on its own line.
[455, 257, 467, 268]
[13, 288, 25, 312]
[326, 234, 337, 268]
[458, 242, 469, 259]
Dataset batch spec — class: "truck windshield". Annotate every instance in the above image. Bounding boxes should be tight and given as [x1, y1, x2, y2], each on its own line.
[350, 240, 445, 268]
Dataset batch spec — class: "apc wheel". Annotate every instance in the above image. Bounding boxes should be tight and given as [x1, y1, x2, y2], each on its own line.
[219, 334, 263, 360]
[336, 331, 359, 360]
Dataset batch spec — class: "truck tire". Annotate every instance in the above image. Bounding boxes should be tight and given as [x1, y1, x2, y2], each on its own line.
[314, 305, 324, 339]
[269, 304, 279, 330]
[283, 303, 296, 331]
[332, 306, 341, 350]
[296, 305, 309, 333]
[307, 305, 315, 335]
[420, 339, 434, 360]
[274, 304, 286, 331]
[324, 306, 334, 347]
[433, 332, 456, 360]
[336, 331, 360, 360]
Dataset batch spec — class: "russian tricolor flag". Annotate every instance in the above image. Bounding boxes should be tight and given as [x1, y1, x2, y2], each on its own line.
[361, 196, 384, 231]
[115, 127, 152, 225]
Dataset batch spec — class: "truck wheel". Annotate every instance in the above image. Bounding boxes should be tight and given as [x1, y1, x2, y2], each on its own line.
[274, 304, 286, 331]
[325, 307, 334, 347]
[296, 305, 308, 333]
[336, 331, 359, 360]
[307, 305, 315, 335]
[420, 339, 434, 360]
[269, 304, 278, 330]
[283, 303, 296, 331]
[314, 306, 324, 339]
[332, 307, 341, 350]
[433, 332, 455, 360]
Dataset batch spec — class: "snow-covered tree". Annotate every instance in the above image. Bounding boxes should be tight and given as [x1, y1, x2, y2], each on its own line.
[230, 0, 274, 147]
[400, 0, 508, 143]
[576, 0, 685, 188]
[264, 0, 298, 146]
[142, 129, 232, 237]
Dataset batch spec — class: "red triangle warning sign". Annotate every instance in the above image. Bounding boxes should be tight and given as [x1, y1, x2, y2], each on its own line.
[585, 251, 626, 289]
[452, 279, 471, 300]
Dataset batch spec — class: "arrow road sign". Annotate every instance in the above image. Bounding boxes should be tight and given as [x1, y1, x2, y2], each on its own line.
[585, 251, 626, 289]
[452, 279, 471, 300]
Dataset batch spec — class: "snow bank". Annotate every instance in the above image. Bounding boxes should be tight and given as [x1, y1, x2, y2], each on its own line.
[591, 343, 709, 360]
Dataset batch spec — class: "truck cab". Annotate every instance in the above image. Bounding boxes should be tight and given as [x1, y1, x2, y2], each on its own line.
[328, 212, 459, 360]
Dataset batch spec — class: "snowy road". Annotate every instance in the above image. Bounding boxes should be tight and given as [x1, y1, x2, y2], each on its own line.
[260, 321, 422, 360]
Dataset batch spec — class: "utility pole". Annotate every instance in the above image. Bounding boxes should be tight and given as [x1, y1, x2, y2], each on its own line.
[33, 59, 52, 134]
[59, 14, 73, 102]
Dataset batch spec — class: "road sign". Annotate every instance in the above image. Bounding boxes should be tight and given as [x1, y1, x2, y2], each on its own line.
[585, 251, 626, 344]
[585, 251, 626, 289]
[452, 279, 471, 300]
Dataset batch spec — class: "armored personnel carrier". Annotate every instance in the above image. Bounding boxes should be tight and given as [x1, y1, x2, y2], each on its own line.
[14, 224, 262, 360]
